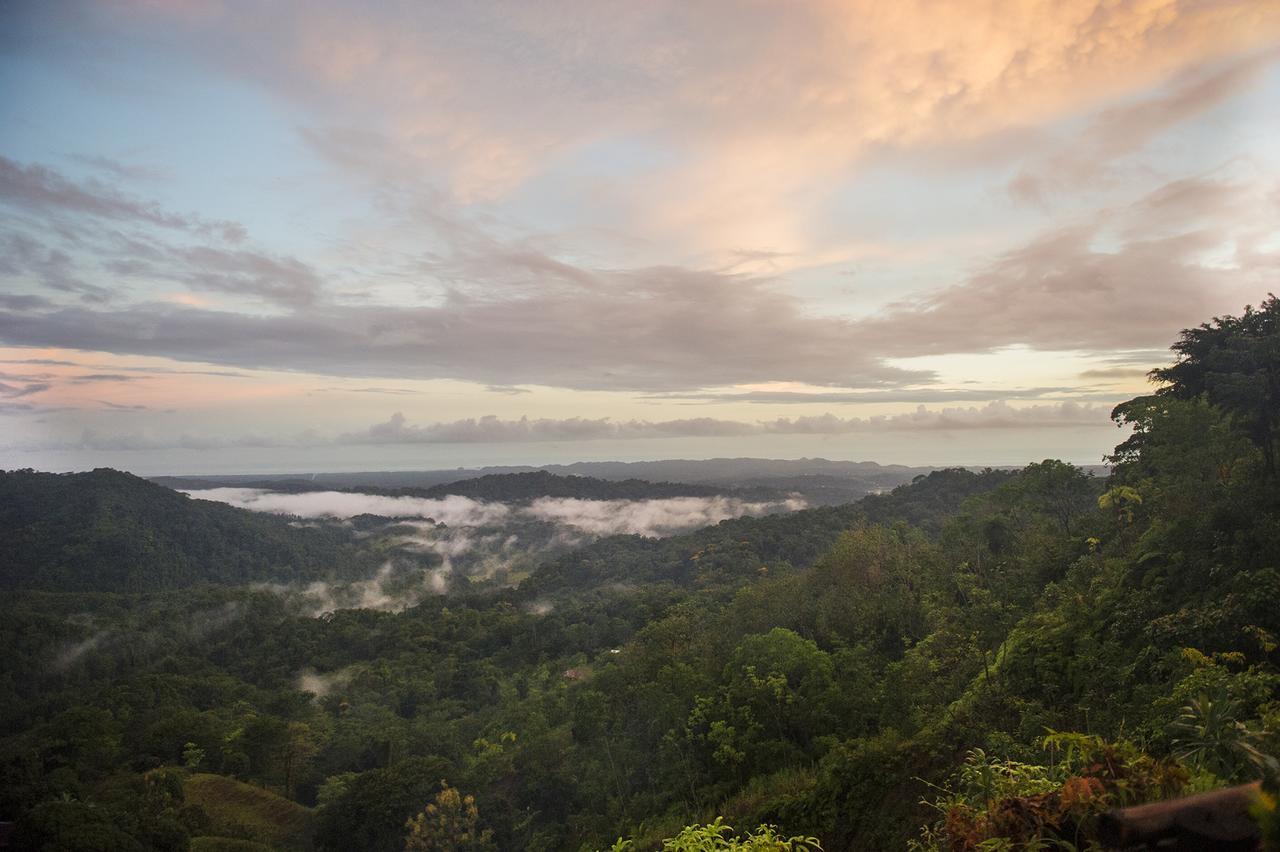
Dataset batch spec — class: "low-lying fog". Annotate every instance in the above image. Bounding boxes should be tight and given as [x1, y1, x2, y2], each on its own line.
[183, 487, 806, 614]
[183, 487, 805, 538]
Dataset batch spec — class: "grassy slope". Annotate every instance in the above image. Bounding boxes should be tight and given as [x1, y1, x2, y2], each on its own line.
[185, 773, 315, 852]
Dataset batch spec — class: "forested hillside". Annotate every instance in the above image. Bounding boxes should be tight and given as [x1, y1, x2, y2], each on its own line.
[418, 471, 733, 502]
[1, 300, 1278, 850]
[0, 469, 381, 592]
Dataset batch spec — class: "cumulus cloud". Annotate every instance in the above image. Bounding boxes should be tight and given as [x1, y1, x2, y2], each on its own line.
[349, 403, 1113, 445]
[342, 412, 759, 444]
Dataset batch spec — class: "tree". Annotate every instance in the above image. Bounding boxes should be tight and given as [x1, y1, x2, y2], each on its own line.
[315, 756, 452, 852]
[182, 741, 205, 770]
[650, 817, 822, 850]
[1151, 294, 1280, 476]
[404, 782, 495, 852]
[283, 721, 321, 799]
[1002, 460, 1097, 537]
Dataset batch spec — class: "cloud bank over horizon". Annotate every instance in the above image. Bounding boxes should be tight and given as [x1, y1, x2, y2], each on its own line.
[4, 402, 1120, 456]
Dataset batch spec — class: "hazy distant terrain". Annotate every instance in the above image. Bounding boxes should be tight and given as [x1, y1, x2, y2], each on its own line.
[150, 457, 934, 506]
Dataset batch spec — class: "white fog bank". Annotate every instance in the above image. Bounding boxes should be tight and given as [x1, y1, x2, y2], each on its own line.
[183, 488, 805, 538]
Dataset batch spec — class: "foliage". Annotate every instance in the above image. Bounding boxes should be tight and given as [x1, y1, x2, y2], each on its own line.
[184, 772, 315, 851]
[654, 817, 822, 851]
[403, 782, 494, 851]
[913, 735, 1191, 850]
[0, 468, 380, 591]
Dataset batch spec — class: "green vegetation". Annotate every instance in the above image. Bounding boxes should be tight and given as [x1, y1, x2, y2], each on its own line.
[0, 468, 381, 592]
[184, 774, 314, 851]
[1, 299, 1278, 850]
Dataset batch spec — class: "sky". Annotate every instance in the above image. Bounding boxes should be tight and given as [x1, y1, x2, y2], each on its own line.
[1, 0, 1278, 474]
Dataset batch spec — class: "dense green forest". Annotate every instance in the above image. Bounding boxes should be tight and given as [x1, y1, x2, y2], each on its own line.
[2, 299, 1279, 850]
[0, 469, 385, 593]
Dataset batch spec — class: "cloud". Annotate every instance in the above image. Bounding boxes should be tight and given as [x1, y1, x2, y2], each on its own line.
[0, 155, 191, 229]
[855, 176, 1278, 356]
[0, 264, 923, 390]
[649, 387, 1080, 405]
[1079, 367, 1156, 382]
[523, 495, 807, 537]
[0, 358, 251, 379]
[760, 402, 1113, 433]
[66, 153, 167, 184]
[0, 293, 53, 311]
[12, 401, 1113, 452]
[0, 155, 245, 241]
[0, 231, 110, 302]
[77, 0, 1280, 260]
[2, 157, 1270, 393]
[0, 158, 310, 307]
[353, 403, 1113, 444]
[96, 233, 325, 308]
[1010, 48, 1280, 205]
[0, 379, 50, 398]
[170, 245, 323, 307]
[184, 488, 513, 526]
[340, 412, 758, 444]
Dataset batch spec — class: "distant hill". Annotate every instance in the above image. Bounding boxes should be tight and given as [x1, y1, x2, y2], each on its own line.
[154, 470, 783, 503]
[417, 470, 735, 501]
[150, 457, 933, 505]
[0, 468, 377, 592]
